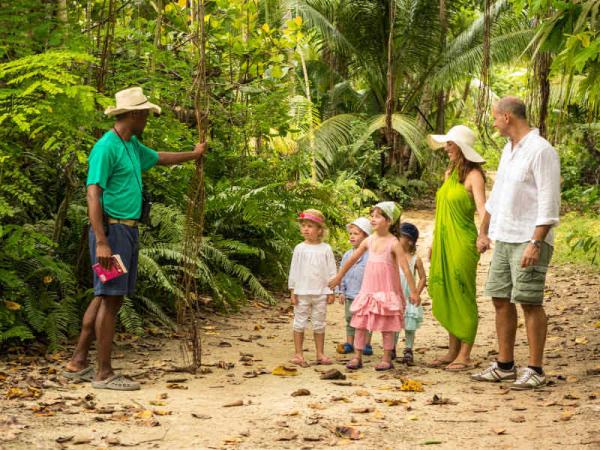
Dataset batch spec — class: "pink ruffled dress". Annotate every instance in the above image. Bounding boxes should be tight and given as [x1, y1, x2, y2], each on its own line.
[349, 236, 405, 332]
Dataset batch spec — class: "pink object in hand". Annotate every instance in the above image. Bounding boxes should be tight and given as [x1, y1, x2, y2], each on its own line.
[92, 254, 128, 283]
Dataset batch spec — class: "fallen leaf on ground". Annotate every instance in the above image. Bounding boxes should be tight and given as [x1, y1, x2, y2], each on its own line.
[421, 440, 443, 445]
[55, 436, 74, 443]
[291, 388, 311, 397]
[334, 426, 362, 440]
[305, 413, 321, 425]
[308, 402, 327, 410]
[223, 399, 244, 407]
[217, 361, 235, 370]
[400, 379, 424, 392]
[574, 337, 588, 345]
[282, 410, 300, 416]
[510, 415, 526, 423]
[407, 415, 419, 421]
[135, 410, 154, 420]
[191, 413, 211, 419]
[304, 435, 323, 442]
[354, 390, 371, 397]
[149, 400, 166, 406]
[427, 394, 456, 405]
[331, 396, 351, 403]
[320, 369, 346, 380]
[492, 428, 507, 435]
[276, 432, 298, 441]
[153, 409, 172, 416]
[560, 411, 574, 421]
[351, 407, 374, 413]
[379, 398, 410, 406]
[271, 366, 298, 377]
[6, 387, 42, 400]
[166, 383, 188, 390]
[72, 434, 93, 444]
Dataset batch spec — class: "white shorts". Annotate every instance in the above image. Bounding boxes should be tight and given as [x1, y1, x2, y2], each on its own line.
[293, 295, 327, 333]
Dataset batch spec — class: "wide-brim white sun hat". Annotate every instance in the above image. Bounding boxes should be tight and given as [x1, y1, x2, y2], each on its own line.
[104, 87, 162, 117]
[427, 125, 485, 163]
[347, 217, 372, 236]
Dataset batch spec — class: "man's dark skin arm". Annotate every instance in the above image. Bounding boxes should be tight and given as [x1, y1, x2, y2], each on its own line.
[157, 143, 207, 165]
[87, 184, 112, 269]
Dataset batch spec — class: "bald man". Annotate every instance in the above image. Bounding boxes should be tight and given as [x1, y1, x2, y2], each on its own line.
[472, 96, 561, 390]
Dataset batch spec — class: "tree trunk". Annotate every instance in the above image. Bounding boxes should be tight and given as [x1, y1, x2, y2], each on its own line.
[384, 0, 396, 176]
[435, 0, 447, 133]
[96, 0, 116, 93]
[56, 0, 68, 39]
[536, 52, 551, 138]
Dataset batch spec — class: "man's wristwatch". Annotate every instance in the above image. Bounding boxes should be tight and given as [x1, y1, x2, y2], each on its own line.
[529, 239, 542, 249]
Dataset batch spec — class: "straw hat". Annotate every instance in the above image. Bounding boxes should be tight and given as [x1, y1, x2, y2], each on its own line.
[427, 125, 485, 163]
[104, 87, 161, 117]
[347, 217, 372, 236]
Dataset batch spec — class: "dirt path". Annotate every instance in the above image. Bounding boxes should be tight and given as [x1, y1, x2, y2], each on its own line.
[1, 210, 599, 450]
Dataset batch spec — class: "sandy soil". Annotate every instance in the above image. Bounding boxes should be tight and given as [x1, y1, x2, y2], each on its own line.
[1, 210, 599, 450]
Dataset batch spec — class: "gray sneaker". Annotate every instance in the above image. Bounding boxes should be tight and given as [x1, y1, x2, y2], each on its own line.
[471, 361, 517, 382]
[510, 367, 546, 390]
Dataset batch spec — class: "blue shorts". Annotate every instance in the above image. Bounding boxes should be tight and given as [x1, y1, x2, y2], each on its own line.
[89, 224, 139, 297]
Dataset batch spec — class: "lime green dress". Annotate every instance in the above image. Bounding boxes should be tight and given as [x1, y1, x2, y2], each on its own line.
[429, 170, 480, 344]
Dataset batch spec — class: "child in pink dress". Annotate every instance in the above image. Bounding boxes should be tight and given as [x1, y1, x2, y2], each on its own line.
[329, 202, 420, 371]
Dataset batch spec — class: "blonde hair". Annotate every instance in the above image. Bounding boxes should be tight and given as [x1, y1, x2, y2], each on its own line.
[299, 209, 327, 238]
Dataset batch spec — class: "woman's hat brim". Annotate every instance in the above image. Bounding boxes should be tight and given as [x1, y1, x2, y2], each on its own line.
[427, 134, 486, 163]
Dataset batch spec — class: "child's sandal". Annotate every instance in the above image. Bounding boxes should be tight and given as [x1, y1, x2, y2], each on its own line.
[374, 361, 394, 371]
[346, 358, 363, 370]
[402, 348, 414, 366]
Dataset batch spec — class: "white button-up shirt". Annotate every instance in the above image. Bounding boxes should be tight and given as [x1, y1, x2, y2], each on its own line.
[485, 128, 561, 245]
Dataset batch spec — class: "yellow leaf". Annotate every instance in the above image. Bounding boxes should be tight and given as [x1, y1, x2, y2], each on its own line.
[271, 365, 298, 377]
[407, 415, 419, 421]
[4, 301, 21, 311]
[164, 3, 174, 12]
[43, 276, 53, 285]
[400, 379, 424, 392]
[261, 23, 270, 33]
[135, 410, 153, 420]
[594, 321, 600, 329]
[575, 337, 588, 345]
[294, 16, 303, 26]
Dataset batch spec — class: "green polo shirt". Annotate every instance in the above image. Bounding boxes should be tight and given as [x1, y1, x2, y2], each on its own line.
[87, 130, 159, 219]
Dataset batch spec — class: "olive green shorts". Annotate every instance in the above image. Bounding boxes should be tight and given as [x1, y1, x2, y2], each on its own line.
[484, 241, 553, 305]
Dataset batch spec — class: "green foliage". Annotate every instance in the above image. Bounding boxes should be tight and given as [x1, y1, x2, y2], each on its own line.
[0, 0, 597, 350]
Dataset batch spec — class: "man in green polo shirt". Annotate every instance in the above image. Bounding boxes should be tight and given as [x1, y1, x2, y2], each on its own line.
[63, 87, 206, 390]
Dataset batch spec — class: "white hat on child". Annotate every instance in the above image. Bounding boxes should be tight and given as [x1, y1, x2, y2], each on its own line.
[347, 217, 372, 236]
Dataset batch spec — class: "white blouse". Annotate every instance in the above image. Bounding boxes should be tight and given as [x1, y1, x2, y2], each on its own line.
[288, 242, 337, 295]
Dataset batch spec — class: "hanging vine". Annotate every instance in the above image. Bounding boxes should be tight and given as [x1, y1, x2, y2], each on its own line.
[178, 0, 210, 373]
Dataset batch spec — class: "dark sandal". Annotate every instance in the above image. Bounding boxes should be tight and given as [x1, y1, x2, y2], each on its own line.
[402, 348, 414, 366]
[375, 361, 394, 371]
[346, 358, 363, 370]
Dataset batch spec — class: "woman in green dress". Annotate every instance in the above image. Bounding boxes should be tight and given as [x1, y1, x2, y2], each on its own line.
[427, 125, 487, 371]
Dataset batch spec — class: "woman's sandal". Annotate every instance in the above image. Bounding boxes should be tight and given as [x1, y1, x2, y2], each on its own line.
[289, 356, 309, 368]
[317, 356, 333, 365]
[346, 358, 363, 370]
[375, 361, 394, 371]
[445, 362, 474, 372]
[428, 358, 454, 368]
